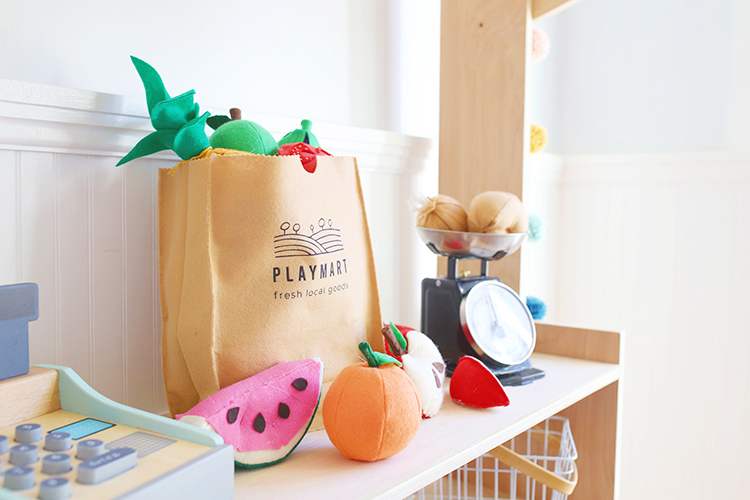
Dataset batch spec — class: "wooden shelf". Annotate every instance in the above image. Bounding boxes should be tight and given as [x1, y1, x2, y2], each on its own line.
[234, 352, 620, 500]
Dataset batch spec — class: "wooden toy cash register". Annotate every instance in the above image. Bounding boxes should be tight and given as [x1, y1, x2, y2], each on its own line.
[0, 284, 234, 500]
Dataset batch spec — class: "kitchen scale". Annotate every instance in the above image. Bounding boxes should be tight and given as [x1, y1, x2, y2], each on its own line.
[418, 227, 544, 386]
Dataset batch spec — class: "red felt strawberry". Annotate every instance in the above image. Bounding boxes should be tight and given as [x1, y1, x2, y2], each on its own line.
[278, 142, 332, 173]
[449, 356, 510, 408]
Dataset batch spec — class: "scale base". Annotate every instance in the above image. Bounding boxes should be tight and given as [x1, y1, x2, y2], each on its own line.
[446, 359, 545, 387]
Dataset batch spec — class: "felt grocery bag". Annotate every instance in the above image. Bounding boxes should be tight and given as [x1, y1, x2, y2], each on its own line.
[158, 151, 382, 431]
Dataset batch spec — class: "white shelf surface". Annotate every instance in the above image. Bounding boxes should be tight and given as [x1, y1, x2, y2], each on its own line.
[234, 353, 621, 500]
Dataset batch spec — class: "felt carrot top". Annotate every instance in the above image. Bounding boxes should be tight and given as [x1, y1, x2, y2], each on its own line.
[117, 56, 210, 166]
[359, 342, 402, 368]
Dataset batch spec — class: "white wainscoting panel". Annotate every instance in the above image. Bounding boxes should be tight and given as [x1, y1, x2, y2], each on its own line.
[0, 78, 435, 415]
[555, 150, 750, 500]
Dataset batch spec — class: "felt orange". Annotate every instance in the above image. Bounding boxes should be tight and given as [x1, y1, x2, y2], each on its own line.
[323, 342, 422, 462]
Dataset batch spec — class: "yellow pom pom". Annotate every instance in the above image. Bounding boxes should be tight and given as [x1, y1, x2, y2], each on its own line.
[530, 124, 548, 153]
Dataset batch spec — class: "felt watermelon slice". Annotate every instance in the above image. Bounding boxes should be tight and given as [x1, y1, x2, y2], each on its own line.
[177, 358, 324, 468]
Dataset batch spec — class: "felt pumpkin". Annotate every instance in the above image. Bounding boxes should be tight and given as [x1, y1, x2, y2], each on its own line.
[322, 342, 421, 462]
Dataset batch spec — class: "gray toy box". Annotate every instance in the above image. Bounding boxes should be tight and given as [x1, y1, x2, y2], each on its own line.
[0, 282, 39, 381]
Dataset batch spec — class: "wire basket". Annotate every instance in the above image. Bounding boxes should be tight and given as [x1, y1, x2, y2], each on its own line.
[406, 416, 578, 500]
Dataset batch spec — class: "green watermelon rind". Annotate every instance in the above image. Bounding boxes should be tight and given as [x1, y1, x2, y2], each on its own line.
[233, 386, 322, 469]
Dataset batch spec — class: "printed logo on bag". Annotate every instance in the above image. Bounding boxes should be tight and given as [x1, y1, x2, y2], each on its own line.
[272, 219, 349, 300]
[274, 219, 343, 258]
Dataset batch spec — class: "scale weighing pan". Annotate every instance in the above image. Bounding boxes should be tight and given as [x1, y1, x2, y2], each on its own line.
[416, 227, 527, 261]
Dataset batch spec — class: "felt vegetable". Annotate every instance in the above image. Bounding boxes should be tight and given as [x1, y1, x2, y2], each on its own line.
[415, 195, 469, 232]
[322, 342, 421, 462]
[449, 356, 510, 409]
[278, 142, 332, 173]
[208, 108, 279, 155]
[117, 56, 210, 166]
[279, 119, 321, 148]
[468, 191, 529, 234]
[177, 358, 323, 468]
[383, 323, 446, 418]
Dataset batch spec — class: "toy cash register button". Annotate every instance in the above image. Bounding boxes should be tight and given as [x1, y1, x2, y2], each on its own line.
[9, 444, 38, 465]
[39, 477, 71, 500]
[44, 432, 72, 452]
[15, 423, 42, 443]
[0, 435, 8, 454]
[76, 439, 105, 460]
[76, 447, 137, 485]
[42, 454, 72, 475]
[3, 466, 35, 490]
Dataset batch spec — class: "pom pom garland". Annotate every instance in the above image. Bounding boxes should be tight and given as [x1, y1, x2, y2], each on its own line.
[526, 296, 547, 321]
[532, 27, 551, 62]
[528, 213, 548, 242]
[530, 124, 548, 153]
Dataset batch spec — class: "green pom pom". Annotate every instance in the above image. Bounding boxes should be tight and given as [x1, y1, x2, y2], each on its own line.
[209, 120, 279, 155]
[528, 214, 548, 242]
[278, 119, 320, 148]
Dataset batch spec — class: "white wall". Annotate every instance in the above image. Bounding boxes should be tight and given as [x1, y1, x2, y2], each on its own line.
[527, 1, 750, 499]
[0, 0, 394, 131]
[531, 0, 738, 154]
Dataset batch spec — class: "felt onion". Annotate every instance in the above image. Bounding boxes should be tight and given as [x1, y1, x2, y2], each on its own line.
[416, 195, 469, 232]
[467, 191, 529, 234]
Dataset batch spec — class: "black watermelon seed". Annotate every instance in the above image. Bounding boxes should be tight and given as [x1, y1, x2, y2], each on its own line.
[253, 413, 266, 433]
[227, 407, 240, 424]
[292, 378, 308, 391]
[278, 403, 290, 419]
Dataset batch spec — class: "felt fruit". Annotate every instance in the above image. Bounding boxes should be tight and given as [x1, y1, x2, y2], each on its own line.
[177, 358, 323, 468]
[322, 342, 421, 462]
[278, 142, 332, 173]
[207, 108, 279, 155]
[416, 195, 469, 232]
[279, 119, 321, 148]
[383, 323, 446, 418]
[468, 191, 529, 234]
[449, 356, 510, 409]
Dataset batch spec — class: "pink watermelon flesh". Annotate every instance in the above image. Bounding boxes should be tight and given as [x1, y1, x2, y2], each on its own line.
[177, 358, 323, 467]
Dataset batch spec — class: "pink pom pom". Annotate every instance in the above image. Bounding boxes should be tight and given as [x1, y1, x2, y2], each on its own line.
[532, 27, 550, 62]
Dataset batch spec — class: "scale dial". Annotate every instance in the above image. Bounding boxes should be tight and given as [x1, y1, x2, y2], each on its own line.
[459, 280, 536, 366]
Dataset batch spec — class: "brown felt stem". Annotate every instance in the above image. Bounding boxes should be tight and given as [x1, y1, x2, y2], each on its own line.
[382, 324, 405, 357]
[230, 108, 242, 120]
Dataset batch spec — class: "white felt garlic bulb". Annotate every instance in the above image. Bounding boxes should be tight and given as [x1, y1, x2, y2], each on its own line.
[416, 195, 468, 232]
[468, 191, 529, 234]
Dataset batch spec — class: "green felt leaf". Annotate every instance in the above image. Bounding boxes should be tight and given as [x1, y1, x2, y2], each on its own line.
[390, 322, 408, 351]
[359, 342, 402, 368]
[207, 115, 231, 130]
[174, 111, 211, 160]
[116, 129, 177, 166]
[150, 90, 200, 130]
[130, 56, 170, 114]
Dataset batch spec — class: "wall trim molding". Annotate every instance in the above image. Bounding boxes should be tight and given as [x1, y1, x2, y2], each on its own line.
[0, 78, 435, 175]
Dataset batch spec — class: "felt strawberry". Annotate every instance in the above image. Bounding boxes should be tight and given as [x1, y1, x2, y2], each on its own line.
[383, 323, 446, 418]
[449, 356, 510, 408]
[278, 142, 332, 173]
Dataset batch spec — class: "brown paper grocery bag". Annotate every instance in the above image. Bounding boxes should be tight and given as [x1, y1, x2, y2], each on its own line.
[158, 152, 382, 430]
